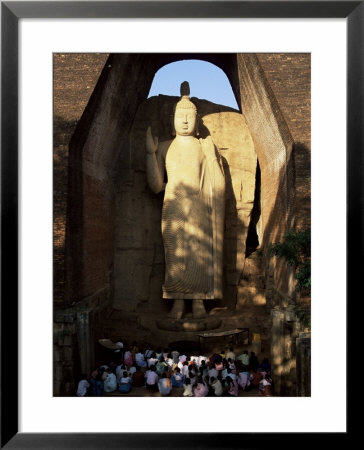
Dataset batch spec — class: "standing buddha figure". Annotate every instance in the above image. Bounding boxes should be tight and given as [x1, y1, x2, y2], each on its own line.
[146, 81, 225, 319]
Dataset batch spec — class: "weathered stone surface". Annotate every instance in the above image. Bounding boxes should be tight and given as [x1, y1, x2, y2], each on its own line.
[257, 53, 311, 234]
[64, 383, 74, 395]
[64, 54, 159, 306]
[54, 363, 64, 382]
[54, 312, 75, 324]
[296, 332, 311, 396]
[251, 340, 262, 355]
[54, 381, 62, 396]
[113, 250, 154, 311]
[63, 335, 72, 347]
[155, 318, 222, 332]
[76, 311, 95, 377]
[54, 346, 61, 362]
[54, 53, 109, 306]
[63, 346, 73, 361]
[236, 286, 266, 308]
[237, 54, 294, 253]
[53, 321, 80, 395]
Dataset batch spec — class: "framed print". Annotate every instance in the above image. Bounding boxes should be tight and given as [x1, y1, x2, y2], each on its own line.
[1, 1, 359, 448]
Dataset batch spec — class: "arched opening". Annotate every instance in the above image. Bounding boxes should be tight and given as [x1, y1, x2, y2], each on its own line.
[148, 59, 239, 110]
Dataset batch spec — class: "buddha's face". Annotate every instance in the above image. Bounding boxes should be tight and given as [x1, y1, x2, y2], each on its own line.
[174, 108, 197, 136]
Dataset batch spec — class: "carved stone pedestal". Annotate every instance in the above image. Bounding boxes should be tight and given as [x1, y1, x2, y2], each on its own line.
[155, 317, 222, 332]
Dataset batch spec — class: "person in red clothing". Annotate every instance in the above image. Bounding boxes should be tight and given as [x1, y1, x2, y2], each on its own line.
[131, 366, 145, 387]
[250, 368, 263, 389]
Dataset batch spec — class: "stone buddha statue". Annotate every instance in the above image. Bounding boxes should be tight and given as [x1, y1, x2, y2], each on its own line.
[146, 81, 225, 319]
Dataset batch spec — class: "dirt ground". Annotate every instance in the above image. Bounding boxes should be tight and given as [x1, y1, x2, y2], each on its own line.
[104, 384, 263, 397]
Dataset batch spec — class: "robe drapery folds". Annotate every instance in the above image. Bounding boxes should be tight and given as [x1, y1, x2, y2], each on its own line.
[161, 136, 225, 300]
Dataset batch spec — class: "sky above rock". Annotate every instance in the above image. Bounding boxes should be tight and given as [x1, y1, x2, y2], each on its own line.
[148, 59, 239, 110]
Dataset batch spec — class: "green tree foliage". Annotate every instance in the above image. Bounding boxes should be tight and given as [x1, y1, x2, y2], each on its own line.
[268, 229, 311, 329]
[268, 229, 311, 294]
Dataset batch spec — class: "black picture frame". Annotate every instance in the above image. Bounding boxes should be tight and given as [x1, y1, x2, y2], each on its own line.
[1, 1, 358, 448]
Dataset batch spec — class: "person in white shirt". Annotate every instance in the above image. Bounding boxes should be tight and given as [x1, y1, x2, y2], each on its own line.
[135, 351, 147, 368]
[259, 374, 272, 396]
[103, 369, 117, 393]
[145, 366, 159, 392]
[210, 377, 223, 396]
[259, 377, 270, 388]
[183, 378, 193, 396]
[156, 348, 164, 361]
[178, 354, 187, 368]
[165, 354, 174, 369]
[119, 371, 131, 385]
[115, 362, 126, 380]
[171, 350, 180, 364]
[181, 361, 189, 378]
[76, 374, 90, 397]
[237, 369, 249, 390]
[119, 370, 132, 394]
[147, 352, 159, 368]
[128, 364, 137, 377]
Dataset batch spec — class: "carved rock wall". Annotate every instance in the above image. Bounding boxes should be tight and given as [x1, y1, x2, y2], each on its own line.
[64, 54, 157, 305]
[257, 53, 311, 232]
[53, 53, 109, 306]
[55, 53, 310, 310]
[237, 53, 310, 297]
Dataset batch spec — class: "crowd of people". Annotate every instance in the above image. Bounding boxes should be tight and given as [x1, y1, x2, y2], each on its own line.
[76, 343, 273, 397]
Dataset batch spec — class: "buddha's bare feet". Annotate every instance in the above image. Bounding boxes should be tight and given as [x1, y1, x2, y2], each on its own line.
[168, 299, 185, 320]
[192, 299, 206, 319]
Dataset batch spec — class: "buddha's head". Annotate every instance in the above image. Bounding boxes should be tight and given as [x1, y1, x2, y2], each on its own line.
[173, 81, 197, 137]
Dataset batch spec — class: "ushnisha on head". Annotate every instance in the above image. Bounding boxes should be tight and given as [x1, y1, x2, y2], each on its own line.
[173, 81, 198, 137]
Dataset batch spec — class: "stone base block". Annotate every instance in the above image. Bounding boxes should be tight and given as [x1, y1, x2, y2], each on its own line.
[155, 317, 222, 332]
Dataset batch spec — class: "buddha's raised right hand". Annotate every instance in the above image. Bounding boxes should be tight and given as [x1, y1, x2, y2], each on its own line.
[146, 126, 159, 154]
